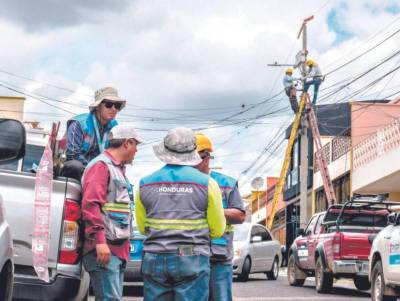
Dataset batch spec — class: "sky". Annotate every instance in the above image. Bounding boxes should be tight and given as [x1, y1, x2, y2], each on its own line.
[0, 0, 400, 194]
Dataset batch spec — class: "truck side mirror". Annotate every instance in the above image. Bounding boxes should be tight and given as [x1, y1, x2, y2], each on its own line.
[297, 228, 305, 236]
[0, 119, 25, 163]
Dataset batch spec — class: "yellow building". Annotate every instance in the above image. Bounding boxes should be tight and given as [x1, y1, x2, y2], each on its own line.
[0, 96, 25, 121]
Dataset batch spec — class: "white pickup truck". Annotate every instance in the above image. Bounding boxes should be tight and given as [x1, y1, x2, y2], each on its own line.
[0, 119, 89, 301]
[369, 212, 400, 301]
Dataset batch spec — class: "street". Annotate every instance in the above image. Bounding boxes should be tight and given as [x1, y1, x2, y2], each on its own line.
[90, 269, 371, 301]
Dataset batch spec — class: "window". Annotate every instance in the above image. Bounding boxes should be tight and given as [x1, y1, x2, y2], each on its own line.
[251, 226, 272, 241]
[0, 159, 19, 171]
[262, 228, 272, 241]
[22, 145, 44, 172]
[324, 210, 388, 229]
[314, 214, 325, 234]
[305, 215, 317, 235]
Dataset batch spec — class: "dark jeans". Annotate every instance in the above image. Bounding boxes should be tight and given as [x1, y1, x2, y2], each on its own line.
[61, 160, 85, 181]
[304, 78, 321, 104]
[209, 262, 232, 301]
[83, 252, 126, 301]
[142, 252, 210, 301]
[285, 87, 298, 114]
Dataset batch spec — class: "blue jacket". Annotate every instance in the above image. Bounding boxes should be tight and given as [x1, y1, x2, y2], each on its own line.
[66, 112, 117, 164]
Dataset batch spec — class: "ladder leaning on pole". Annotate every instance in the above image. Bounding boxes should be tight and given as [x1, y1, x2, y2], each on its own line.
[305, 94, 337, 206]
[267, 92, 336, 230]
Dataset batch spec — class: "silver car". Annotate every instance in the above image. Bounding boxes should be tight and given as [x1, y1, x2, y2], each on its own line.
[124, 225, 145, 282]
[232, 223, 281, 282]
[0, 197, 13, 301]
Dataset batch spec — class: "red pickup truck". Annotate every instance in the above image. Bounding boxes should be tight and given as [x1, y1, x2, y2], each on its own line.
[287, 196, 392, 293]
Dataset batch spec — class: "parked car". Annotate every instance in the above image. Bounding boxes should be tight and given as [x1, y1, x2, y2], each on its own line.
[369, 211, 400, 301]
[124, 223, 145, 282]
[233, 222, 281, 282]
[288, 195, 392, 294]
[0, 196, 13, 301]
[0, 119, 89, 301]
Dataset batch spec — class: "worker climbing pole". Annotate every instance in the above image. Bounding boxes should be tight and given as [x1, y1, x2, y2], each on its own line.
[267, 16, 336, 230]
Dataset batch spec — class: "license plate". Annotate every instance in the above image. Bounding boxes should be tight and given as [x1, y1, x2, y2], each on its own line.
[298, 249, 308, 257]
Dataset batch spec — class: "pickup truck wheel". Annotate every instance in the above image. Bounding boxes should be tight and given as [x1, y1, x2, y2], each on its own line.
[371, 261, 397, 301]
[0, 261, 13, 301]
[353, 276, 371, 291]
[287, 254, 305, 286]
[266, 257, 279, 280]
[238, 257, 251, 282]
[315, 257, 333, 293]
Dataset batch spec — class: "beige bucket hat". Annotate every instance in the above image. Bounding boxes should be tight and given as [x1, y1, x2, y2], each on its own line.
[89, 86, 126, 111]
[153, 127, 202, 166]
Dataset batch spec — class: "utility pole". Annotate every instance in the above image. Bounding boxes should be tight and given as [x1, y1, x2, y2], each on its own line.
[297, 15, 314, 228]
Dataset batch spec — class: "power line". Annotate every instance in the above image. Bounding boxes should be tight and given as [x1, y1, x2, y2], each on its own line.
[325, 27, 400, 76]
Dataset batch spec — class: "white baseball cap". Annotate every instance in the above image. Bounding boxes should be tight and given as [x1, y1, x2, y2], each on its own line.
[110, 124, 144, 144]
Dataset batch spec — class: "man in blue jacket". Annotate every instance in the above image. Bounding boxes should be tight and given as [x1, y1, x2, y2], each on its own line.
[195, 133, 245, 301]
[61, 86, 126, 180]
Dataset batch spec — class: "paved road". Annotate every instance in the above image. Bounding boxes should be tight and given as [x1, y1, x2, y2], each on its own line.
[89, 269, 372, 301]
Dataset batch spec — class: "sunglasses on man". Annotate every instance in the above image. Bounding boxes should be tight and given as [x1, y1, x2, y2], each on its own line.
[102, 100, 123, 110]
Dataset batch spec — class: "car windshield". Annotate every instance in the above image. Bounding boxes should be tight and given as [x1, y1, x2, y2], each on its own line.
[233, 224, 250, 241]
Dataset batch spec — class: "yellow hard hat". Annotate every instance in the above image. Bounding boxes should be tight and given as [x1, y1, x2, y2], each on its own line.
[285, 67, 293, 74]
[195, 133, 213, 152]
[306, 59, 314, 66]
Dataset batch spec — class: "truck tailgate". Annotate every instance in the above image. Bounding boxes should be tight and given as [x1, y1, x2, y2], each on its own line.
[340, 232, 371, 260]
[0, 170, 66, 269]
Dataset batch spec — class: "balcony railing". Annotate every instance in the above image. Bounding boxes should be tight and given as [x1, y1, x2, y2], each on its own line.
[353, 118, 400, 170]
[314, 130, 351, 173]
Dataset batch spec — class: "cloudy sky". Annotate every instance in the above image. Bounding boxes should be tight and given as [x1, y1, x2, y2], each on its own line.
[0, 0, 399, 193]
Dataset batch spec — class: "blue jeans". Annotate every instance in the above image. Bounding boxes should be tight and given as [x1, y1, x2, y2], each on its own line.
[142, 252, 210, 301]
[304, 78, 321, 104]
[83, 252, 126, 301]
[209, 262, 232, 301]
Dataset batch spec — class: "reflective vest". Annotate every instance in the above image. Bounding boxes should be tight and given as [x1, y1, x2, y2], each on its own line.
[82, 152, 133, 244]
[210, 171, 237, 262]
[139, 165, 211, 256]
[67, 112, 117, 160]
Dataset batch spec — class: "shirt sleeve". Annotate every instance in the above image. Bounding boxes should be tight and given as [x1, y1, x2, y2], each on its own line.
[66, 121, 88, 165]
[81, 161, 109, 244]
[227, 185, 245, 212]
[207, 178, 226, 238]
[134, 186, 147, 235]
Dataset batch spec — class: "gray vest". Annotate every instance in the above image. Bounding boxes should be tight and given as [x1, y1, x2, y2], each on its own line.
[83, 153, 132, 244]
[139, 165, 211, 256]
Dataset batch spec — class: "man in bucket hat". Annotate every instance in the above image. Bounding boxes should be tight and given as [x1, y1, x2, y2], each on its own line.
[61, 86, 126, 180]
[135, 127, 226, 301]
[82, 123, 143, 301]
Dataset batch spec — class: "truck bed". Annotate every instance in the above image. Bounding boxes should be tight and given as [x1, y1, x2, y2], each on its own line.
[0, 169, 80, 279]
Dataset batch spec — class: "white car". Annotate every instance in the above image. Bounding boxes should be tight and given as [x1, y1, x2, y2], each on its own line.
[233, 223, 281, 282]
[0, 198, 13, 301]
[369, 212, 400, 301]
